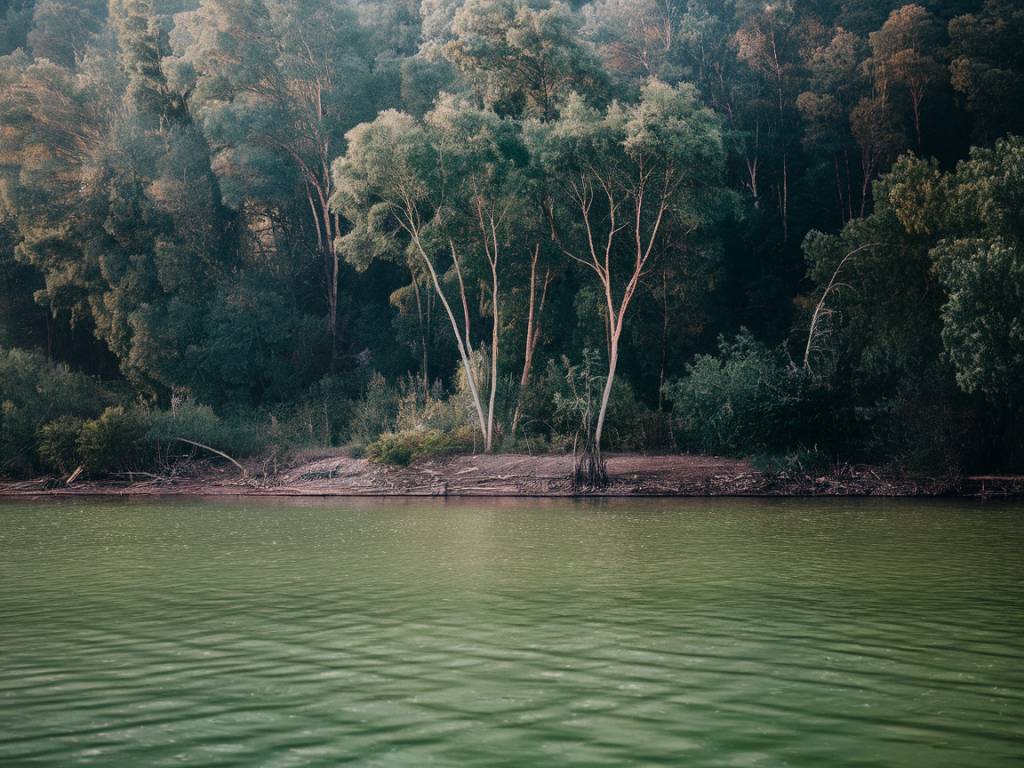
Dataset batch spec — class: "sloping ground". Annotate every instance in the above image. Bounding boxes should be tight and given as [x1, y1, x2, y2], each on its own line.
[2, 453, 1016, 497]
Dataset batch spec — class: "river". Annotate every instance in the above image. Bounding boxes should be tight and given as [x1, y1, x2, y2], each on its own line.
[1, 497, 1021, 766]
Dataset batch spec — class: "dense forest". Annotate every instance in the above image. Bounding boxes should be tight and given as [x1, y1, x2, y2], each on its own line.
[1, 0, 1022, 479]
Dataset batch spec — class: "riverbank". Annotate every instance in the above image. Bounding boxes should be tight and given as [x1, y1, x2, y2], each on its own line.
[1, 453, 1021, 498]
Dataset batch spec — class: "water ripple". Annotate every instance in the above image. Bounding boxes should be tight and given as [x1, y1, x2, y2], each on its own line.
[1, 497, 1022, 766]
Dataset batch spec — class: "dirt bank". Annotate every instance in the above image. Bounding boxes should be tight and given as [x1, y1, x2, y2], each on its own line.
[2, 453, 1019, 498]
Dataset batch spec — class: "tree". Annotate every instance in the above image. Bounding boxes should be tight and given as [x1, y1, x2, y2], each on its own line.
[0, 3, 319, 405]
[528, 81, 725, 473]
[444, 0, 607, 119]
[169, 0, 377, 365]
[731, 0, 819, 241]
[797, 27, 870, 223]
[332, 98, 531, 451]
[801, 154, 946, 385]
[948, 0, 1024, 141]
[26, 0, 106, 68]
[866, 4, 945, 147]
[0, 0, 36, 56]
[582, 0, 683, 84]
[931, 137, 1024, 405]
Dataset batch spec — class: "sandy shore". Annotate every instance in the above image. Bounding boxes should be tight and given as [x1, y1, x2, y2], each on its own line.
[2, 453, 1020, 498]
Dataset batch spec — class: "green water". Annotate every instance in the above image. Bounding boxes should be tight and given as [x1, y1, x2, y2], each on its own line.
[0, 498, 1022, 766]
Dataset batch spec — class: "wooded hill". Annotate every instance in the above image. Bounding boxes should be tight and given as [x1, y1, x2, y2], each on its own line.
[1, 0, 1022, 478]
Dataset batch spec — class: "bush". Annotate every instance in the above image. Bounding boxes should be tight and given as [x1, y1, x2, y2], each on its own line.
[77, 407, 151, 475]
[304, 374, 358, 446]
[665, 329, 813, 456]
[395, 378, 475, 434]
[349, 372, 400, 445]
[0, 348, 114, 477]
[863, 381, 979, 473]
[602, 379, 674, 452]
[147, 397, 264, 463]
[366, 427, 476, 466]
[37, 416, 85, 474]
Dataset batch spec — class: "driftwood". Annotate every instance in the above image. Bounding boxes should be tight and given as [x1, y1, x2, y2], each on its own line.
[111, 471, 166, 481]
[65, 465, 84, 486]
[172, 438, 246, 475]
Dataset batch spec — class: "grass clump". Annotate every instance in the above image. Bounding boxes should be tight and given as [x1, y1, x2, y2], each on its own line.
[366, 427, 476, 467]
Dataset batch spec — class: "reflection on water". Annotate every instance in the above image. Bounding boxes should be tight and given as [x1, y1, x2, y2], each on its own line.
[1, 497, 1022, 766]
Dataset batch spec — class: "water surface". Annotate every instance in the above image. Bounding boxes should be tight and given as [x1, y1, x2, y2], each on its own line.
[1, 497, 1022, 766]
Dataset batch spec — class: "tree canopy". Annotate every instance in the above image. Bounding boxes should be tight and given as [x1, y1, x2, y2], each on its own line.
[2, 0, 1023, 475]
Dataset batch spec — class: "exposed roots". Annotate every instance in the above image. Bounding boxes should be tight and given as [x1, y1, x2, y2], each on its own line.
[573, 445, 608, 491]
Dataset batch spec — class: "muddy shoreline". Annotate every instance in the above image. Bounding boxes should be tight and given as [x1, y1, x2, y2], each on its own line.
[2, 453, 1021, 498]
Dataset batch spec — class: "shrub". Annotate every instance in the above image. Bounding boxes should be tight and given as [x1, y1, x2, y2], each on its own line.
[535, 351, 672, 453]
[545, 350, 604, 452]
[303, 374, 358, 446]
[665, 329, 812, 456]
[863, 380, 978, 473]
[77, 407, 151, 475]
[0, 348, 114, 477]
[366, 427, 476, 466]
[395, 378, 475, 434]
[602, 379, 674, 452]
[147, 397, 263, 462]
[349, 372, 400, 444]
[37, 416, 85, 474]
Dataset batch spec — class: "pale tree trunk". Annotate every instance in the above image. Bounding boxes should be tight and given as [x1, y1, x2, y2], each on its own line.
[594, 324, 620, 451]
[510, 244, 551, 440]
[803, 243, 879, 372]
[486, 258, 498, 452]
[406, 226, 489, 445]
[478, 208, 505, 453]
[563, 170, 669, 470]
[326, 231, 339, 367]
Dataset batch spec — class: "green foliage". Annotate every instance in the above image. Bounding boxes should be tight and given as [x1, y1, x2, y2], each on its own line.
[2, 0, 1024, 476]
[349, 372, 401, 446]
[948, 0, 1024, 140]
[366, 427, 476, 467]
[147, 397, 263, 461]
[665, 330, 811, 456]
[444, 0, 608, 119]
[800, 137, 1024, 469]
[77, 407, 151, 475]
[931, 138, 1024, 403]
[549, 349, 604, 451]
[37, 416, 84, 474]
[863, 375, 979, 474]
[0, 348, 113, 477]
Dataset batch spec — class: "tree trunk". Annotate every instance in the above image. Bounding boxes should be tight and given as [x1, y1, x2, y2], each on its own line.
[594, 329, 619, 452]
[412, 276, 429, 396]
[658, 270, 669, 411]
[410, 232, 489, 445]
[327, 237, 339, 368]
[485, 259, 499, 452]
[510, 249, 549, 440]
